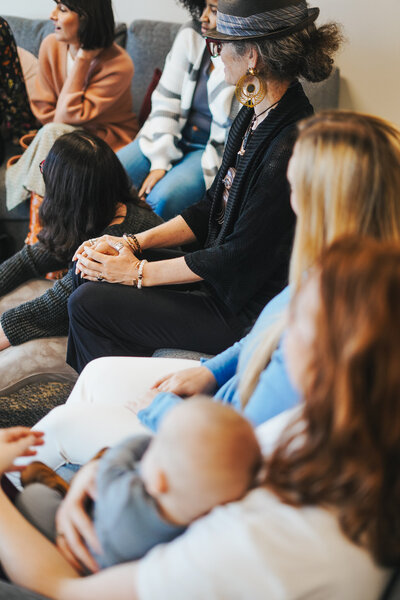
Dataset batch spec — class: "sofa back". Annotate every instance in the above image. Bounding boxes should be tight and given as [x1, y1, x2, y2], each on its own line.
[4, 15, 127, 56]
[126, 20, 181, 115]
[5, 15, 340, 116]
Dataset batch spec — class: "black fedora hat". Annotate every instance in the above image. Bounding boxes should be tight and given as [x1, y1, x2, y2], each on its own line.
[206, 0, 319, 42]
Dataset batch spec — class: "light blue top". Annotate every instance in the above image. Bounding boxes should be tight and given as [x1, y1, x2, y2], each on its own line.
[138, 286, 300, 432]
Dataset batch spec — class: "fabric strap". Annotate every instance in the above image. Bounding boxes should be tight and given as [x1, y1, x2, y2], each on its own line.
[217, 2, 308, 37]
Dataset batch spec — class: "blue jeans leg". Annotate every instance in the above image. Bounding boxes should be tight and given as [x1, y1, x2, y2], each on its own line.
[146, 149, 206, 220]
[117, 138, 150, 190]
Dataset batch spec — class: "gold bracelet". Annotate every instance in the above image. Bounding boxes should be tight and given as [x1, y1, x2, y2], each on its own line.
[123, 234, 138, 254]
[123, 233, 142, 255]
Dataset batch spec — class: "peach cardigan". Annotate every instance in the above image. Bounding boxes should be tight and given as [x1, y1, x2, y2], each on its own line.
[30, 34, 138, 151]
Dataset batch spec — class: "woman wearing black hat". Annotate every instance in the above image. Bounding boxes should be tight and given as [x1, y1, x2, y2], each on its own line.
[66, 0, 341, 373]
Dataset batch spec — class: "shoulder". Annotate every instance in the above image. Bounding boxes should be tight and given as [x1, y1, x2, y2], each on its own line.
[172, 20, 204, 55]
[137, 483, 386, 600]
[125, 201, 163, 228]
[99, 43, 134, 73]
[104, 202, 162, 237]
[253, 286, 292, 331]
[38, 33, 59, 56]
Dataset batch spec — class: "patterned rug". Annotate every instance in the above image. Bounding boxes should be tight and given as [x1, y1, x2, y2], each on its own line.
[0, 381, 74, 428]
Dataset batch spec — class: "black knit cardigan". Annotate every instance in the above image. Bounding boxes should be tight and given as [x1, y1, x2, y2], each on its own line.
[181, 80, 313, 325]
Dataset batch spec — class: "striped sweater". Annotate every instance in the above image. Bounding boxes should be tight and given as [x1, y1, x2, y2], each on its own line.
[139, 21, 236, 189]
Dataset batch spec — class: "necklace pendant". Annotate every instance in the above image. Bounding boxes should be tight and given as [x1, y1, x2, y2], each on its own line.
[237, 148, 245, 156]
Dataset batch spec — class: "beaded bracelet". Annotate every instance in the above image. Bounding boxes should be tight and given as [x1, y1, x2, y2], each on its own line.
[123, 233, 142, 255]
[137, 259, 147, 289]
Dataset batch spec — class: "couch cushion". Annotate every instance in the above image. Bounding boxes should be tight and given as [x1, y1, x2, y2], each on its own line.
[126, 20, 181, 115]
[152, 349, 213, 361]
[4, 16, 127, 57]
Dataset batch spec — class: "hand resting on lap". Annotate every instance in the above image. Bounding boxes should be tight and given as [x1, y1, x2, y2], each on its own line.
[152, 366, 218, 397]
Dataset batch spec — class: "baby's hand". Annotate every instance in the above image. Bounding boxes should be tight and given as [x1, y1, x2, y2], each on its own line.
[0, 428, 44, 474]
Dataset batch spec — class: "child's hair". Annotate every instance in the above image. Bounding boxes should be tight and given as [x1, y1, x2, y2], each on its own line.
[265, 235, 400, 567]
[53, 0, 115, 49]
[239, 111, 400, 407]
[38, 130, 141, 262]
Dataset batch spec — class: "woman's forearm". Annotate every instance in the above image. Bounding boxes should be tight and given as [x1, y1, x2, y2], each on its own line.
[0, 490, 139, 600]
[143, 256, 201, 287]
[0, 490, 79, 598]
[136, 216, 197, 250]
[76, 218, 200, 286]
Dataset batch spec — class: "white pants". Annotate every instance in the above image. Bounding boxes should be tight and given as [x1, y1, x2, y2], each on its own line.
[9, 357, 199, 487]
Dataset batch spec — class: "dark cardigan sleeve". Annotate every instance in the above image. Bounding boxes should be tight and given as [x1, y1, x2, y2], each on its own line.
[184, 126, 296, 315]
[180, 189, 214, 247]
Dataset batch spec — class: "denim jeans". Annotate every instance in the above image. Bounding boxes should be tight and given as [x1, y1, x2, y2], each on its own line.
[117, 135, 207, 220]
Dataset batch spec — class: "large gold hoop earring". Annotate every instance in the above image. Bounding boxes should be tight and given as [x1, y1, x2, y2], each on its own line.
[235, 68, 266, 108]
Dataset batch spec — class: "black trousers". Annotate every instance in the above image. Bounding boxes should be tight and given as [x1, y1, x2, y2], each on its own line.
[67, 249, 246, 373]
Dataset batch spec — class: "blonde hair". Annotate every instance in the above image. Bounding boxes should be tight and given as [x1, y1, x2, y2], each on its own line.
[240, 111, 400, 407]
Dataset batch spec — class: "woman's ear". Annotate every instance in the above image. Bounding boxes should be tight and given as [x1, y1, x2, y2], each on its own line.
[248, 46, 258, 70]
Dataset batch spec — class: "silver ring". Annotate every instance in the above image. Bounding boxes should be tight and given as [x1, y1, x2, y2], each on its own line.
[113, 242, 124, 252]
[97, 276, 104, 282]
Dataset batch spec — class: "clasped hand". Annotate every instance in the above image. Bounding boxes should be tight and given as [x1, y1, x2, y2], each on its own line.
[74, 235, 139, 285]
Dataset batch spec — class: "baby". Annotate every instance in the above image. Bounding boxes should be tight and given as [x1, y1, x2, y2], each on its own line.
[17, 398, 261, 568]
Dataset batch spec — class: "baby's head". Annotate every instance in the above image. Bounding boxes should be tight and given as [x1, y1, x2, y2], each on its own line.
[141, 398, 262, 525]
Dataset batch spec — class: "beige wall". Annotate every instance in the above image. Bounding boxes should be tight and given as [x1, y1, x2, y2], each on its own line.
[1, 0, 187, 23]
[3, 0, 399, 124]
[316, 0, 400, 125]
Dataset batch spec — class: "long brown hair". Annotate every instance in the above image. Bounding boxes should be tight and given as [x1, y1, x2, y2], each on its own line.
[265, 236, 400, 567]
[240, 111, 400, 407]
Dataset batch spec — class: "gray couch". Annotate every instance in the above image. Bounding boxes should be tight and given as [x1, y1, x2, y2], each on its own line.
[1, 15, 340, 255]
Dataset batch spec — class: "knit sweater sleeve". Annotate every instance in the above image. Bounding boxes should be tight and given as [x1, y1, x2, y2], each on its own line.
[0, 243, 65, 297]
[1, 269, 74, 345]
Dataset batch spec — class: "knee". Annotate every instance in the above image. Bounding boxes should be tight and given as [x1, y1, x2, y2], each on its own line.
[39, 122, 75, 139]
[67, 283, 95, 322]
[33, 404, 71, 439]
[73, 357, 109, 391]
[147, 179, 176, 218]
